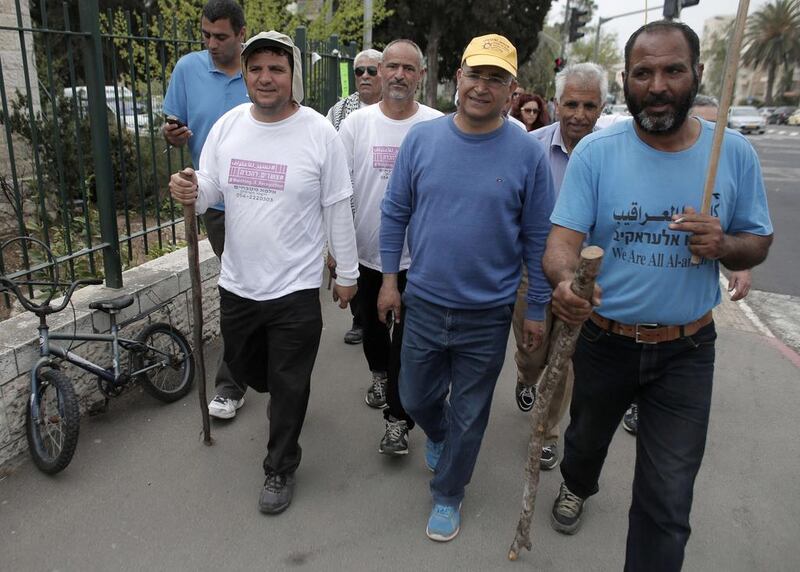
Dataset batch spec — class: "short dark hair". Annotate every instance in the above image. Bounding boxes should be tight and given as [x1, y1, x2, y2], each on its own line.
[245, 46, 293, 73]
[202, 0, 245, 34]
[624, 20, 700, 72]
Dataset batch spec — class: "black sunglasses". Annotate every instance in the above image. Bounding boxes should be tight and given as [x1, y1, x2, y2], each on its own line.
[355, 66, 378, 77]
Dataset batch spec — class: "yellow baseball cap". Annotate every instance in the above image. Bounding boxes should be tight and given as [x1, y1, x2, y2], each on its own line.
[461, 34, 518, 77]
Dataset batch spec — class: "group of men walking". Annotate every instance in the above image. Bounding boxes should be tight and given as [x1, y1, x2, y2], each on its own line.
[164, 1, 773, 569]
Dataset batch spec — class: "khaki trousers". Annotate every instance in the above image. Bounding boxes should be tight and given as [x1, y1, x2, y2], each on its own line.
[512, 268, 574, 445]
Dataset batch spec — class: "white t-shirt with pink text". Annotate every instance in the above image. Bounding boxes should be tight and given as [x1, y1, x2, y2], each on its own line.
[196, 104, 354, 301]
[338, 102, 442, 271]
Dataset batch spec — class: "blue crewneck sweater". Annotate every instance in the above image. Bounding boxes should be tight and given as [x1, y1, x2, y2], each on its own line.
[380, 114, 555, 320]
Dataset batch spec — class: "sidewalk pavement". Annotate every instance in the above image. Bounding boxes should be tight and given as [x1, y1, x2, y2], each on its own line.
[1, 288, 799, 571]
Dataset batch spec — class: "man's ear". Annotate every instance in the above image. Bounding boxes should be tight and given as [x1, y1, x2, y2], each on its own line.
[696, 63, 704, 85]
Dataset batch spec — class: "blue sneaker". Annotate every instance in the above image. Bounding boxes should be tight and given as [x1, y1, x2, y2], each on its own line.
[426, 503, 461, 542]
[425, 438, 445, 472]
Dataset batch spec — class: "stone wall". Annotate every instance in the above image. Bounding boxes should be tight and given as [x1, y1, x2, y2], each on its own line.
[0, 240, 220, 470]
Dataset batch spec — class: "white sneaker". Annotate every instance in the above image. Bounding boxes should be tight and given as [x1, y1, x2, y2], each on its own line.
[208, 395, 245, 419]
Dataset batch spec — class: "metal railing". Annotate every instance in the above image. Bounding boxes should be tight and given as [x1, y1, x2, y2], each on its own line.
[0, 0, 355, 309]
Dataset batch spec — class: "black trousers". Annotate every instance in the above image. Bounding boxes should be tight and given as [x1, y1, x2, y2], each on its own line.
[357, 265, 413, 428]
[563, 319, 716, 572]
[219, 287, 322, 476]
[203, 208, 245, 401]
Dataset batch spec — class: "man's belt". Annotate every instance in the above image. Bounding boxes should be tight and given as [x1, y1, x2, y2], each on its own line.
[589, 311, 713, 344]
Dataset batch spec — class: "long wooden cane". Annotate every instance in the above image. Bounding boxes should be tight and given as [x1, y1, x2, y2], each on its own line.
[508, 246, 603, 561]
[185, 203, 212, 445]
[692, 0, 750, 265]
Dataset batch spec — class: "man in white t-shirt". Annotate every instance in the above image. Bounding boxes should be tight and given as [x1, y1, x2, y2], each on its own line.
[337, 39, 442, 456]
[324, 49, 383, 347]
[169, 31, 358, 515]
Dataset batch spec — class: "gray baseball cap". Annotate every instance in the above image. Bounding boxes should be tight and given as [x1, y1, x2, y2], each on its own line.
[241, 30, 304, 104]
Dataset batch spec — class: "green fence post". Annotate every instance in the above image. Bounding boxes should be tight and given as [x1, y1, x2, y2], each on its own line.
[327, 34, 340, 112]
[295, 26, 307, 102]
[78, 0, 122, 287]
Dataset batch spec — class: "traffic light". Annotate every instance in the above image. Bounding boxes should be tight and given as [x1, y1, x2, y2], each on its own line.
[663, 0, 700, 20]
[554, 57, 565, 73]
[568, 8, 589, 43]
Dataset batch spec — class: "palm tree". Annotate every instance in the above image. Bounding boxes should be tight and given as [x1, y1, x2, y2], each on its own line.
[742, 0, 800, 105]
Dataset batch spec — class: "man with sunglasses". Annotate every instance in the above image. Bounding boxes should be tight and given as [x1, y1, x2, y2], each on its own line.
[337, 39, 442, 456]
[379, 34, 555, 541]
[512, 62, 607, 472]
[326, 49, 383, 347]
[327, 49, 383, 130]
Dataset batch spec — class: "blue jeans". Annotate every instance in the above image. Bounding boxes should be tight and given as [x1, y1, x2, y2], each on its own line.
[399, 291, 513, 507]
[562, 318, 716, 572]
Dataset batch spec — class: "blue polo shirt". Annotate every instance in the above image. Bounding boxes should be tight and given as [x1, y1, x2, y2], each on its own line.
[163, 50, 250, 211]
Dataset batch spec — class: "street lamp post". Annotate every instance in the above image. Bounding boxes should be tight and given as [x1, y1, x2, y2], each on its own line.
[592, 4, 665, 61]
[363, 0, 373, 49]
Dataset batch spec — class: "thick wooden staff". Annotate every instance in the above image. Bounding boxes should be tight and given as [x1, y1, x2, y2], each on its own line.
[508, 246, 603, 561]
[185, 203, 212, 445]
[692, 0, 750, 265]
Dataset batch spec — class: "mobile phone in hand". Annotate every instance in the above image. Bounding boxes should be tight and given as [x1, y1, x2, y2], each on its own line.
[165, 115, 186, 129]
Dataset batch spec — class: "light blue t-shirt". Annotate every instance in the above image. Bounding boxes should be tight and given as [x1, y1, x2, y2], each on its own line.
[381, 115, 556, 320]
[551, 118, 773, 325]
[163, 50, 250, 210]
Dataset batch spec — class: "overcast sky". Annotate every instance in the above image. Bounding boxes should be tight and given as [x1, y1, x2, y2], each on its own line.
[547, 0, 771, 51]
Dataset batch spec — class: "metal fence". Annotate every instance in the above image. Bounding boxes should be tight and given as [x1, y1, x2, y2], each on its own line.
[0, 0, 355, 307]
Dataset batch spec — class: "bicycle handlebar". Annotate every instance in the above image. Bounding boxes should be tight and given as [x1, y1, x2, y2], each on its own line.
[0, 276, 104, 315]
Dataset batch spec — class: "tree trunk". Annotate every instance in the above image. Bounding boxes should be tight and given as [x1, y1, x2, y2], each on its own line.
[508, 246, 604, 561]
[425, 16, 441, 109]
[765, 62, 776, 106]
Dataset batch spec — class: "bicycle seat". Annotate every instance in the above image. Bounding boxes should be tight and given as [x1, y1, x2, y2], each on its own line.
[89, 295, 135, 312]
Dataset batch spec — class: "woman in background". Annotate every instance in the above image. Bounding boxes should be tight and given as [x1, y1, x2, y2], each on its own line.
[511, 93, 550, 132]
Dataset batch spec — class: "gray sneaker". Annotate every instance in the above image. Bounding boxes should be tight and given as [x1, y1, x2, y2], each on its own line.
[379, 417, 409, 456]
[540, 443, 559, 471]
[365, 371, 388, 408]
[258, 472, 295, 515]
[551, 482, 585, 534]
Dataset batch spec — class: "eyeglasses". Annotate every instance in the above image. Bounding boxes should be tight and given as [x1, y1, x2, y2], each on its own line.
[355, 66, 378, 77]
[461, 71, 512, 88]
[521, 107, 539, 114]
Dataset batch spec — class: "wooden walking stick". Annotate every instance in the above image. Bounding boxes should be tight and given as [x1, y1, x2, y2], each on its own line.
[185, 203, 212, 445]
[692, 0, 750, 265]
[508, 246, 603, 561]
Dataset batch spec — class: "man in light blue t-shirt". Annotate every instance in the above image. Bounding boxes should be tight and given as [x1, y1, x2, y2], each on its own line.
[162, 0, 250, 420]
[544, 21, 773, 571]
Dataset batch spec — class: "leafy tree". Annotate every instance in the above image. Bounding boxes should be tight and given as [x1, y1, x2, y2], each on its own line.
[742, 0, 800, 105]
[569, 28, 621, 70]
[375, 0, 553, 107]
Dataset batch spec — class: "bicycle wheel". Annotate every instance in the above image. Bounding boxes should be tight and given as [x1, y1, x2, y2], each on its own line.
[25, 369, 80, 474]
[134, 322, 195, 403]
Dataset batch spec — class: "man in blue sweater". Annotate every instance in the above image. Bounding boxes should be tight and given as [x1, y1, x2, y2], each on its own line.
[378, 34, 555, 542]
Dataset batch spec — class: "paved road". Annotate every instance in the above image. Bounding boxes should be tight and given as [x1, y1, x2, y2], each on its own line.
[1, 293, 799, 571]
[740, 126, 800, 352]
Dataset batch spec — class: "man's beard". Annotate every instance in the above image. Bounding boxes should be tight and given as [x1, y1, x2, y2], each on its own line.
[624, 75, 698, 135]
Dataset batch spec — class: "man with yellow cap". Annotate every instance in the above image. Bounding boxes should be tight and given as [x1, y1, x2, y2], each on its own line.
[169, 31, 359, 515]
[378, 34, 556, 541]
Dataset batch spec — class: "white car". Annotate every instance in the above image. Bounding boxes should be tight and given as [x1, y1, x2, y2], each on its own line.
[727, 106, 765, 134]
[787, 110, 800, 126]
[63, 85, 153, 132]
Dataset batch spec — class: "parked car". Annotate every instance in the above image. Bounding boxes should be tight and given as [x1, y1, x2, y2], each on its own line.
[788, 109, 800, 125]
[63, 85, 154, 132]
[767, 106, 796, 125]
[727, 106, 766, 134]
[759, 106, 776, 120]
[603, 103, 630, 116]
